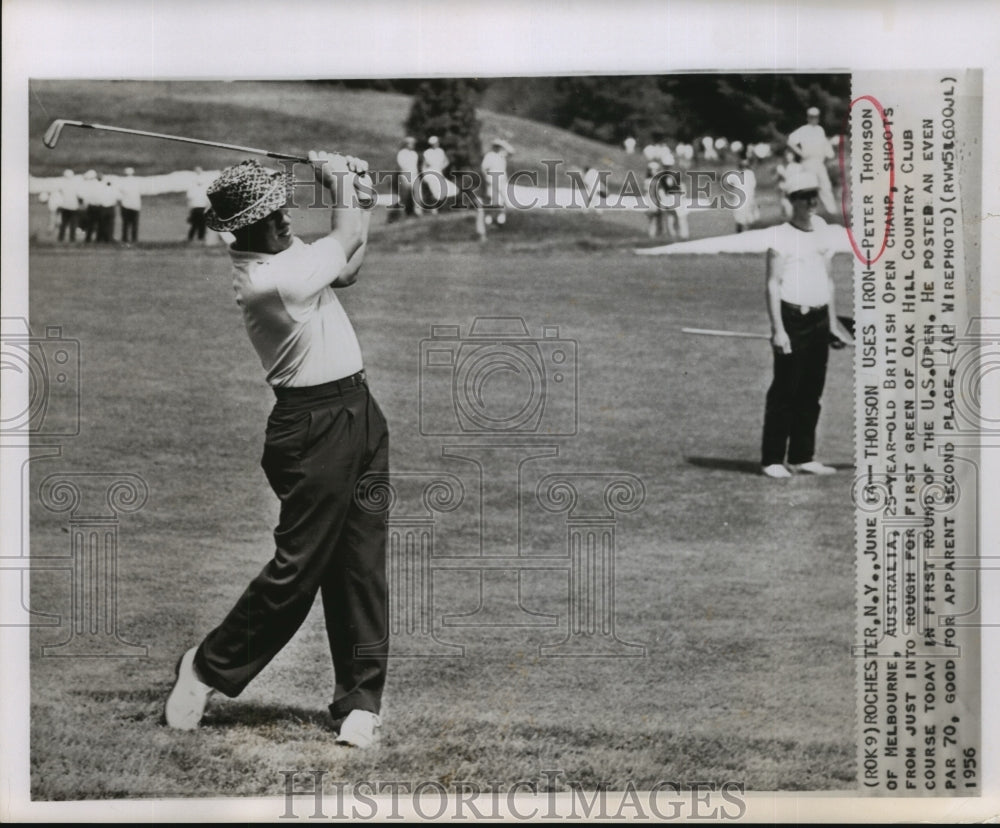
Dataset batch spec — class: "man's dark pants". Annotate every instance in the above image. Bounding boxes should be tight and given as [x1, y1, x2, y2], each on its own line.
[195, 375, 390, 718]
[761, 303, 830, 466]
[188, 207, 207, 240]
[58, 208, 78, 241]
[121, 207, 139, 242]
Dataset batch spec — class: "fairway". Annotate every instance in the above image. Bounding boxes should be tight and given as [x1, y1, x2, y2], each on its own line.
[27, 203, 856, 798]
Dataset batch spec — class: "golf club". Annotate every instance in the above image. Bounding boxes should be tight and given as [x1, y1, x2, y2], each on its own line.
[43, 119, 312, 163]
[682, 318, 855, 349]
[681, 327, 770, 340]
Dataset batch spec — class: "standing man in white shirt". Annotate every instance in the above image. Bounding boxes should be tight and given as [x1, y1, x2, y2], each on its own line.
[421, 135, 449, 211]
[165, 152, 389, 750]
[118, 166, 142, 243]
[88, 174, 120, 243]
[186, 166, 211, 242]
[57, 169, 81, 242]
[786, 106, 837, 214]
[761, 171, 853, 479]
[80, 169, 102, 242]
[391, 136, 422, 219]
[481, 138, 513, 225]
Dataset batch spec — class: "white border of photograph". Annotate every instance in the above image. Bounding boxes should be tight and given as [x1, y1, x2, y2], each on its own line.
[3, 0, 998, 822]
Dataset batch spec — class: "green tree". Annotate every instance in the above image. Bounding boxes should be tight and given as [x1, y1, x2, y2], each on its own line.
[405, 79, 484, 176]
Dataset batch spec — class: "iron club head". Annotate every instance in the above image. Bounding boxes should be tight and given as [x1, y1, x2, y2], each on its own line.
[42, 119, 82, 149]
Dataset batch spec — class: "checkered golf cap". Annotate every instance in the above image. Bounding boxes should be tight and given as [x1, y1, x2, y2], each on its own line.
[205, 160, 292, 232]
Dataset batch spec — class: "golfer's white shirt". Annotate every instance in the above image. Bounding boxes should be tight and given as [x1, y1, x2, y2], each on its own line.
[770, 216, 833, 309]
[229, 236, 363, 388]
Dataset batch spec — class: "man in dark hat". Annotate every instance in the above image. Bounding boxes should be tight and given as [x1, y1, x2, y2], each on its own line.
[165, 151, 389, 749]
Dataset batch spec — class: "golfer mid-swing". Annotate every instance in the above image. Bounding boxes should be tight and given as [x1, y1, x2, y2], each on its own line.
[761, 170, 853, 479]
[165, 152, 389, 748]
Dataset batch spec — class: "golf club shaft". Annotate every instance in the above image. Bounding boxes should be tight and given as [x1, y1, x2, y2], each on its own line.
[681, 327, 771, 340]
[46, 120, 310, 163]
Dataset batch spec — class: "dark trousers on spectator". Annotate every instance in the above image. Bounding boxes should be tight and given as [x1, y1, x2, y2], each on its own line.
[187, 207, 207, 240]
[761, 303, 830, 466]
[121, 207, 139, 242]
[97, 206, 116, 242]
[83, 205, 101, 241]
[194, 376, 390, 719]
[58, 208, 78, 241]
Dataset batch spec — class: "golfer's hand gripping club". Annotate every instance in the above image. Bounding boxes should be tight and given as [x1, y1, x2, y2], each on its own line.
[309, 150, 375, 209]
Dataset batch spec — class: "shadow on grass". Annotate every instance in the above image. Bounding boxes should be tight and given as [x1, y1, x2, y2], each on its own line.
[201, 701, 332, 730]
[685, 456, 763, 475]
[686, 456, 856, 475]
[74, 687, 332, 731]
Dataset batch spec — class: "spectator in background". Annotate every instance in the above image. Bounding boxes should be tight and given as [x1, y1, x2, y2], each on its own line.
[623, 136, 636, 154]
[786, 106, 836, 214]
[391, 136, 422, 220]
[93, 173, 119, 242]
[57, 169, 82, 242]
[421, 136, 449, 211]
[186, 166, 211, 242]
[481, 138, 513, 226]
[80, 169, 101, 242]
[732, 158, 759, 233]
[761, 170, 853, 478]
[581, 165, 606, 213]
[775, 148, 804, 219]
[674, 142, 695, 169]
[663, 170, 690, 242]
[40, 186, 63, 237]
[701, 136, 718, 162]
[118, 166, 142, 243]
[644, 161, 670, 239]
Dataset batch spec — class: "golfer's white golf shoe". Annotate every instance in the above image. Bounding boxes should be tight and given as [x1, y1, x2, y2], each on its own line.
[165, 646, 214, 730]
[336, 710, 382, 748]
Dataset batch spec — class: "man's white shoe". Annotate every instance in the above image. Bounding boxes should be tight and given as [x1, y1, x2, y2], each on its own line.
[336, 710, 382, 748]
[790, 461, 837, 475]
[762, 464, 792, 479]
[165, 646, 214, 730]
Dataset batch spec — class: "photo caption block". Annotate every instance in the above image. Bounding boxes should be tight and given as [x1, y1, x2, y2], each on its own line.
[850, 69, 983, 796]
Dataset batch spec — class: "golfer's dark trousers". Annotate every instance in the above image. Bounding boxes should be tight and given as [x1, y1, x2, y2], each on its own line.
[761, 302, 830, 466]
[195, 372, 390, 718]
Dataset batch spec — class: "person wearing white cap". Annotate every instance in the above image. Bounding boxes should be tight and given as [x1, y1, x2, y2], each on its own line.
[186, 166, 211, 242]
[80, 169, 102, 242]
[91, 173, 121, 243]
[481, 138, 513, 225]
[118, 166, 142, 243]
[760, 170, 854, 479]
[164, 152, 390, 750]
[786, 106, 836, 213]
[421, 136, 449, 211]
[391, 136, 422, 219]
[56, 169, 81, 242]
